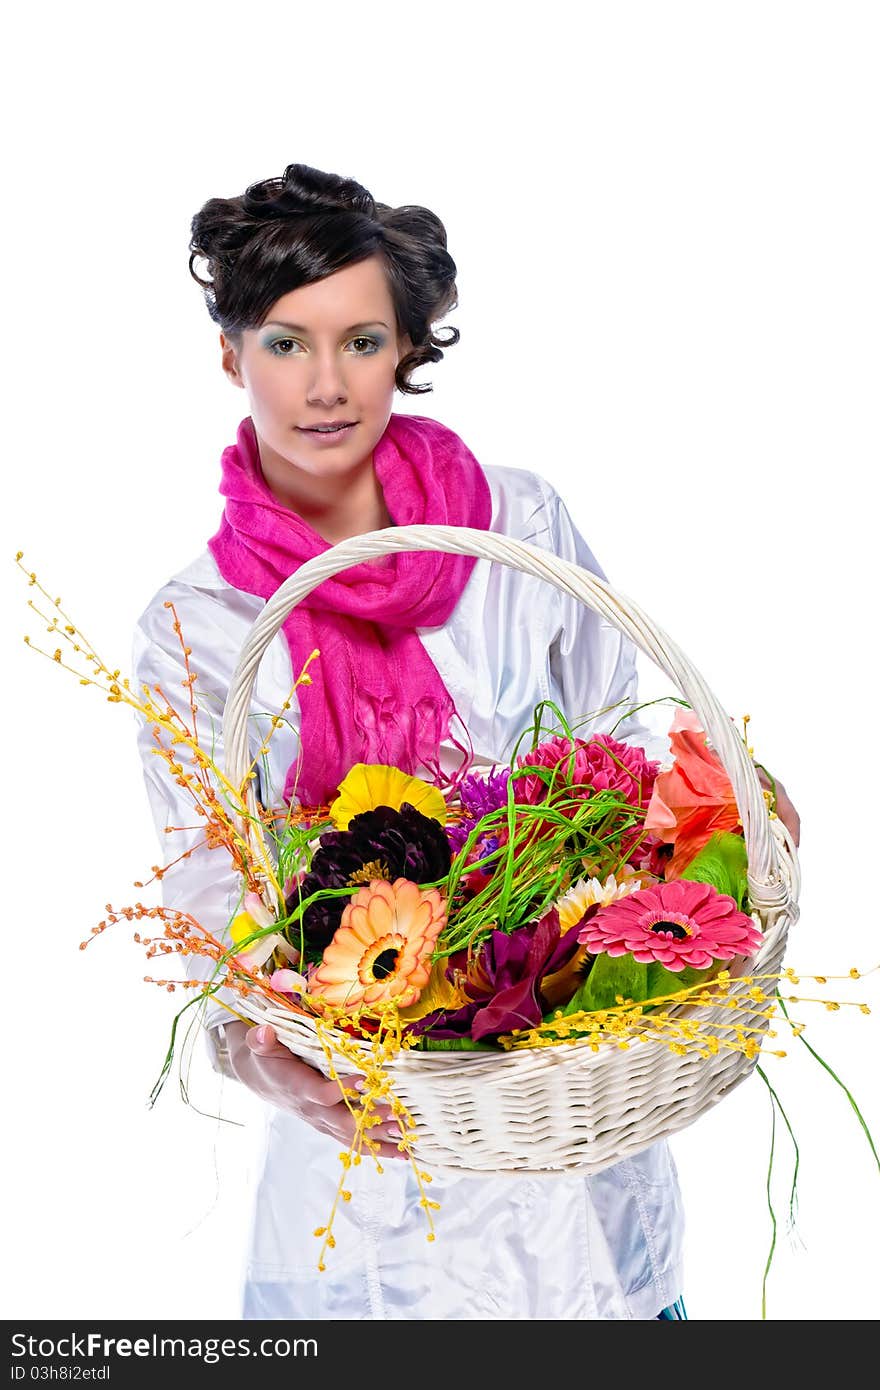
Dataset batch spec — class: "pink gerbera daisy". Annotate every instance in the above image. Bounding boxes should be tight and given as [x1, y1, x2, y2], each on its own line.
[578, 878, 763, 971]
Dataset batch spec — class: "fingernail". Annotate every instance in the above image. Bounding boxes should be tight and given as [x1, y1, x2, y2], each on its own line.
[355, 1078, 366, 1092]
[253, 1025, 271, 1045]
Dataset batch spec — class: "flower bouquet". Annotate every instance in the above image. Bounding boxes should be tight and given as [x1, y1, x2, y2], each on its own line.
[17, 529, 804, 1129]
[245, 704, 769, 1057]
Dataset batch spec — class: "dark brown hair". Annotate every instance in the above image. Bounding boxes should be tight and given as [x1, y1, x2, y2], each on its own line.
[188, 162, 460, 395]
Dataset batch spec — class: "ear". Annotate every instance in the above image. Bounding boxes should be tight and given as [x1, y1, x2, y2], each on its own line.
[220, 332, 246, 388]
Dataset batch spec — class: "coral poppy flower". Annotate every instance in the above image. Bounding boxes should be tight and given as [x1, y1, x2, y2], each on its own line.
[578, 878, 763, 971]
[643, 708, 741, 876]
[309, 877, 447, 1010]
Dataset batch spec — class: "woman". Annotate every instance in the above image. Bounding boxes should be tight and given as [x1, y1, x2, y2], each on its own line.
[132, 161, 799, 1320]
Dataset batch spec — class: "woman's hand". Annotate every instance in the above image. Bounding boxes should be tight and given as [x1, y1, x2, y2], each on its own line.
[223, 1020, 407, 1160]
[757, 768, 801, 847]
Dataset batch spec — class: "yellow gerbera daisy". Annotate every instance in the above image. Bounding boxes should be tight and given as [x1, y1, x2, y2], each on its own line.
[309, 877, 447, 1010]
[328, 763, 447, 830]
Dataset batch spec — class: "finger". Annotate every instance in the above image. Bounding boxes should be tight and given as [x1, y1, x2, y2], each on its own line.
[338, 1074, 367, 1090]
[245, 1039, 294, 1060]
[297, 1074, 398, 1115]
[245, 1025, 292, 1058]
[372, 1140, 409, 1161]
[320, 1117, 410, 1161]
[352, 1114, 407, 1147]
[783, 805, 801, 847]
[301, 1073, 362, 1107]
[368, 1120, 413, 1161]
[303, 1099, 399, 1134]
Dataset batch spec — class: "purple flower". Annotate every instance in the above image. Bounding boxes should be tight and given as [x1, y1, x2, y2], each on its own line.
[409, 908, 585, 1043]
[447, 768, 510, 856]
[461, 767, 511, 819]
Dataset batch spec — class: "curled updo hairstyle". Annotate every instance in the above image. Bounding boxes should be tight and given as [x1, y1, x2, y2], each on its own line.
[188, 162, 459, 395]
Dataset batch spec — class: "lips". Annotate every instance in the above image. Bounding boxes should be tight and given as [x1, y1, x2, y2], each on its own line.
[296, 422, 358, 446]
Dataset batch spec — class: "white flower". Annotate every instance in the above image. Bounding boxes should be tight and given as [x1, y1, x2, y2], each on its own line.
[554, 872, 643, 930]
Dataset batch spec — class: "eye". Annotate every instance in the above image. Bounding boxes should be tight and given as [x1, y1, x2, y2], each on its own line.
[267, 337, 299, 356]
[349, 336, 381, 355]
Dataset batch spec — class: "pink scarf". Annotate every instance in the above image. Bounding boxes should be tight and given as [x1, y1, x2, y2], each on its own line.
[208, 413, 491, 807]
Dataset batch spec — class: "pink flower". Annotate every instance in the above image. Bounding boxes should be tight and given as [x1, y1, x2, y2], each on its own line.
[578, 878, 763, 971]
[515, 733, 658, 814]
[269, 968, 307, 996]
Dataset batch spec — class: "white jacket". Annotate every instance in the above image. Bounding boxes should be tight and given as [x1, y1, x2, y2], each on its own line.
[131, 459, 685, 1320]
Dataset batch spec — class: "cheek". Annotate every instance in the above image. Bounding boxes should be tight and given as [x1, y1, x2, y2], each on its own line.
[253, 365, 298, 407]
[363, 357, 400, 397]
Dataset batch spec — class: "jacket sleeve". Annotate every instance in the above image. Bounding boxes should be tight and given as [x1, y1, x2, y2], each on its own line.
[541, 479, 671, 764]
[130, 584, 260, 1080]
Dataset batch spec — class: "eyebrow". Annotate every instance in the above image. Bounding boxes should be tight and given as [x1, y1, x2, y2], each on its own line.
[263, 319, 390, 333]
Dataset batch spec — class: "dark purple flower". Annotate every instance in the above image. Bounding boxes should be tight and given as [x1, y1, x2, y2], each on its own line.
[287, 802, 451, 953]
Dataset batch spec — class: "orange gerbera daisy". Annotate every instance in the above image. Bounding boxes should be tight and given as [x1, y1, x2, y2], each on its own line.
[308, 877, 447, 1011]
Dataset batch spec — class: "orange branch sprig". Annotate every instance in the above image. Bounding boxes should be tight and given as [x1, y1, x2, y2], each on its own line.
[82, 901, 315, 1018]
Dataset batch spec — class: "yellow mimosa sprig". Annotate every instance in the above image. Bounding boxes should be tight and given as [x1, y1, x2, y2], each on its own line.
[304, 1001, 438, 1272]
[503, 966, 877, 1056]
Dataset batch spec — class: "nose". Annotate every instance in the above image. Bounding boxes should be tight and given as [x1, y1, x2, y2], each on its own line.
[305, 348, 349, 407]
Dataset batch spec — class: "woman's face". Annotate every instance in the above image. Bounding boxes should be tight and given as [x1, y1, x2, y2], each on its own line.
[220, 253, 411, 501]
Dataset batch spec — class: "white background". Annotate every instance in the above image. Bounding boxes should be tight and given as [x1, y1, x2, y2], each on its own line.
[3, 1, 878, 1323]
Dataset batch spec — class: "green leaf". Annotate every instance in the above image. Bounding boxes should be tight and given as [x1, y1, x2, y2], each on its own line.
[679, 831, 749, 910]
[563, 952, 648, 1013]
[420, 1036, 497, 1051]
[645, 960, 713, 1003]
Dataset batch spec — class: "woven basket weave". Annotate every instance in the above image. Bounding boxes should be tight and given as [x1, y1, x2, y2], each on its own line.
[222, 525, 800, 1177]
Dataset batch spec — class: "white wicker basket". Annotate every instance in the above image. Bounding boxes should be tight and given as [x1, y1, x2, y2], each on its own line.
[222, 525, 800, 1177]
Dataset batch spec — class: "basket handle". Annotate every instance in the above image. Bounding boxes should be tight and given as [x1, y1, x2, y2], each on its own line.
[222, 524, 791, 911]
